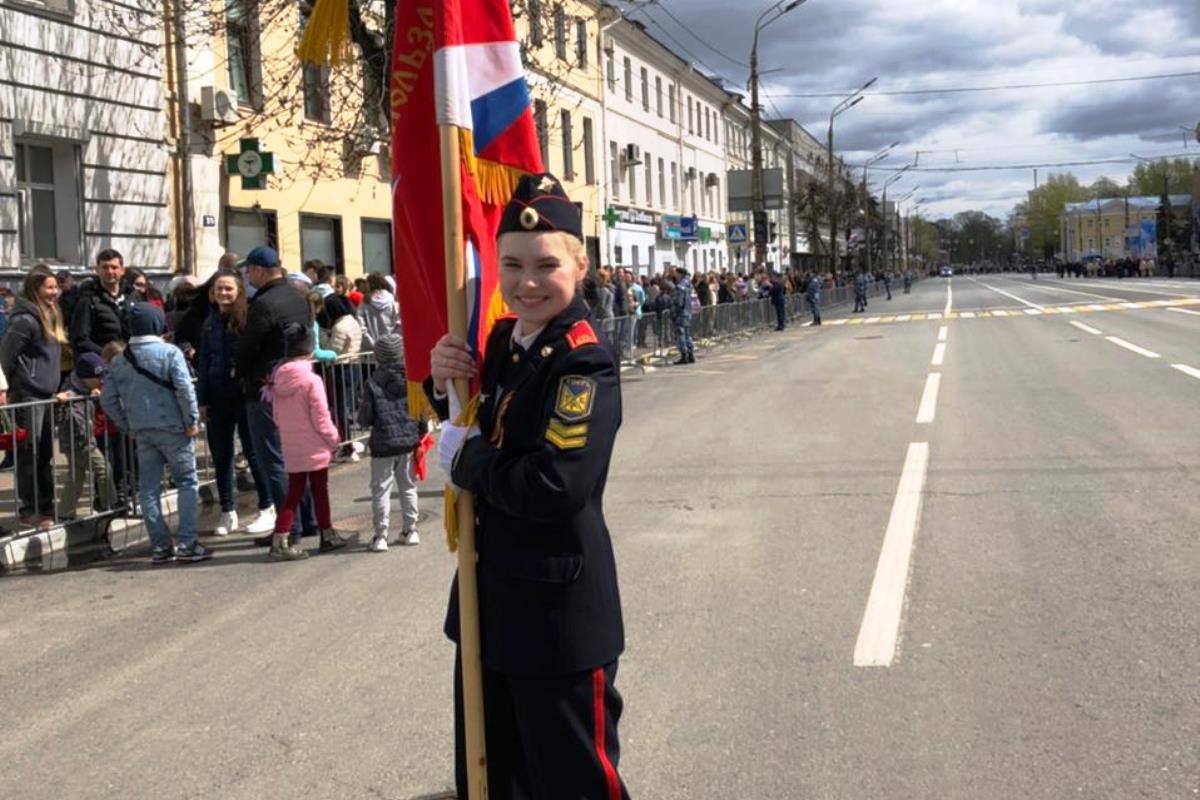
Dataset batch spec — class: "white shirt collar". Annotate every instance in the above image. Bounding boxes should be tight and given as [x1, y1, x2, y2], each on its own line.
[510, 319, 544, 351]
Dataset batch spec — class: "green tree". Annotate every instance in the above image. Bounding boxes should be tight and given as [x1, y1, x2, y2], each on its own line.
[1128, 158, 1200, 196]
[1012, 172, 1089, 258]
[1088, 176, 1124, 199]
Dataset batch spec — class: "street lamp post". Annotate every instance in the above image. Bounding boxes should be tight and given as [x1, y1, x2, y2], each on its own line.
[859, 142, 900, 273]
[880, 167, 913, 274]
[750, 0, 806, 272]
[826, 77, 876, 277]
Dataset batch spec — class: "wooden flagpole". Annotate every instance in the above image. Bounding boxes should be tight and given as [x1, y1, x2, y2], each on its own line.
[438, 123, 489, 799]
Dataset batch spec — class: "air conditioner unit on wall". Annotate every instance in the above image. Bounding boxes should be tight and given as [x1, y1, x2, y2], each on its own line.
[623, 143, 642, 166]
[200, 86, 239, 125]
[686, 166, 697, 181]
[705, 173, 718, 188]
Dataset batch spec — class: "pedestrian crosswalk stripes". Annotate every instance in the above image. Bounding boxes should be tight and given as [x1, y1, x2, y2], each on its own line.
[820, 298, 1200, 329]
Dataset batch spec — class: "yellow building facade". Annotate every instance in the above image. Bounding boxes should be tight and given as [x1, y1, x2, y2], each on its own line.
[177, 0, 392, 278]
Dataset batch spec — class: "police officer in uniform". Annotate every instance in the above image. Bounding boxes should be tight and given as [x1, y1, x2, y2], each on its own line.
[806, 273, 822, 326]
[853, 270, 869, 312]
[428, 173, 631, 800]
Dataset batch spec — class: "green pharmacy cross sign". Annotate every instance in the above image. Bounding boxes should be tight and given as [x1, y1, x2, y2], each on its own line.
[225, 138, 275, 190]
[603, 207, 619, 229]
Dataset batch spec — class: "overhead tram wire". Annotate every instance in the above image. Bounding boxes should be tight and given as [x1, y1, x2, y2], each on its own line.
[780, 70, 1200, 98]
[854, 152, 1200, 173]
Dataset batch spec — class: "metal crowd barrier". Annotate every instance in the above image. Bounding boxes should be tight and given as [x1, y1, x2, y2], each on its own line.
[600, 276, 908, 366]
[0, 351, 377, 555]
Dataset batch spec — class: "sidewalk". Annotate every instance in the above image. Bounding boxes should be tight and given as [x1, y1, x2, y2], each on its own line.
[0, 452, 448, 572]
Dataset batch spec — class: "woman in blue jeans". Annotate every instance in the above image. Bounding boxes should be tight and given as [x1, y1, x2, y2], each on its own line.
[196, 269, 274, 536]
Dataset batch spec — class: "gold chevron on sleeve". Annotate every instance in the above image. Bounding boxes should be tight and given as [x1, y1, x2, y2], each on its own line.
[547, 418, 589, 438]
[545, 424, 587, 450]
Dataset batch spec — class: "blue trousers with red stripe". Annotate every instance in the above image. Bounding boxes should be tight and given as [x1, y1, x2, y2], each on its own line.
[455, 655, 631, 800]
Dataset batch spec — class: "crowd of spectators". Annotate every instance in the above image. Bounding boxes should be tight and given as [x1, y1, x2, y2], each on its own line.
[0, 248, 417, 563]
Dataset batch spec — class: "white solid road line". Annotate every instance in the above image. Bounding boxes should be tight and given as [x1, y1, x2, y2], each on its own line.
[854, 441, 931, 668]
[937, 325, 948, 342]
[931, 342, 946, 366]
[1171, 364, 1200, 381]
[979, 282, 1045, 310]
[944, 283, 953, 316]
[1166, 307, 1200, 316]
[1069, 321, 1103, 335]
[916, 373, 941, 424]
[1105, 336, 1160, 359]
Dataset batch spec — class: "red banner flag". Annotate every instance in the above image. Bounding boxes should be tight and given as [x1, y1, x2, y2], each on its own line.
[389, 0, 543, 414]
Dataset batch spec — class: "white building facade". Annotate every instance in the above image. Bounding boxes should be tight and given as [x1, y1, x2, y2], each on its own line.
[601, 18, 733, 276]
[0, 0, 170, 274]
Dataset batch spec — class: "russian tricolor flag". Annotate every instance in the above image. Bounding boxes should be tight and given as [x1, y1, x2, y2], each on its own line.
[390, 0, 542, 413]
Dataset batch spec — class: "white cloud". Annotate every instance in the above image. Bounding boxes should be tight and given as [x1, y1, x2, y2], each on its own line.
[634, 0, 1200, 219]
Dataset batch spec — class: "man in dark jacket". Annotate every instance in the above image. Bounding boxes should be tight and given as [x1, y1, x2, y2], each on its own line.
[235, 246, 346, 550]
[69, 249, 130, 358]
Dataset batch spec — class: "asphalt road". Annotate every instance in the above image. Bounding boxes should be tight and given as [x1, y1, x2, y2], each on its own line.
[2, 275, 1197, 799]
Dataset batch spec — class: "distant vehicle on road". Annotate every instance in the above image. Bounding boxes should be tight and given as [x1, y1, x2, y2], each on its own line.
[939, 266, 953, 277]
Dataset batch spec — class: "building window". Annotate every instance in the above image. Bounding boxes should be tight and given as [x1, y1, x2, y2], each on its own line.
[640, 67, 649, 111]
[302, 64, 331, 123]
[705, 108, 712, 141]
[644, 157, 652, 206]
[560, 110, 574, 181]
[225, 0, 261, 108]
[623, 57, 632, 102]
[668, 85, 676, 123]
[575, 18, 587, 67]
[670, 161, 678, 208]
[553, 4, 566, 60]
[613, 244, 622, 265]
[528, 0, 543, 46]
[610, 141, 620, 199]
[655, 76, 663, 118]
[362, 219, 392, 274]
[534, 99, 548, 165]
[226, 207, 278, 257]
[687, 97, 693, 134]
[657, 158, 665, 208]
[13, 141, 82, 262]
[300, 213, 344, 272]
[605, 47, 615, 90]
[582, 117, 595, 185]
[631, 245, 639, 269]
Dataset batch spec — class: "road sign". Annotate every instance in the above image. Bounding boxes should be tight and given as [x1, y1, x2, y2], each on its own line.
[225, 138, 275, 190]
[727, 223, 747, 243]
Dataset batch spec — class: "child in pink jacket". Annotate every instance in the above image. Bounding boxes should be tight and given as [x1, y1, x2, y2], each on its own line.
[267, 343, 344, 561]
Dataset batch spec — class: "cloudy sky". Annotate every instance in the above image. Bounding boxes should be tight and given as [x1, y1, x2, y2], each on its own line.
[621, 0, 1200, 221]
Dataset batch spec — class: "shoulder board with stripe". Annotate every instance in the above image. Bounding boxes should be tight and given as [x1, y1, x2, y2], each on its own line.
[565, 320, 599, 350]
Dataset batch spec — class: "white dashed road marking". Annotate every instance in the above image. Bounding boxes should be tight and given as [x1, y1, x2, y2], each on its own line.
[1069, 321, 1102, 335]
[1166, 307, 1200, 317]
[931, 342, 946, 366]
[937, 326, 948, 342]
[915, 373, 941, 424]
[854, 441, 931, 668]
[1171, 364, 1200, 381]
[978, 282, 1045, 310]
[1105, 336, 1160, 359]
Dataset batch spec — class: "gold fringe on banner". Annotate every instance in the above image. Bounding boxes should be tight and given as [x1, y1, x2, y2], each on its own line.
[296, 0, 352, 66]
[443, 393, 481, 552]
[457, 128, 531, 206]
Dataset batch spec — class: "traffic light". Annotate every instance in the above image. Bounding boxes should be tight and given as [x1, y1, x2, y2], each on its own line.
[753, 211, 768, 244]
[769, 221, 778, 242]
